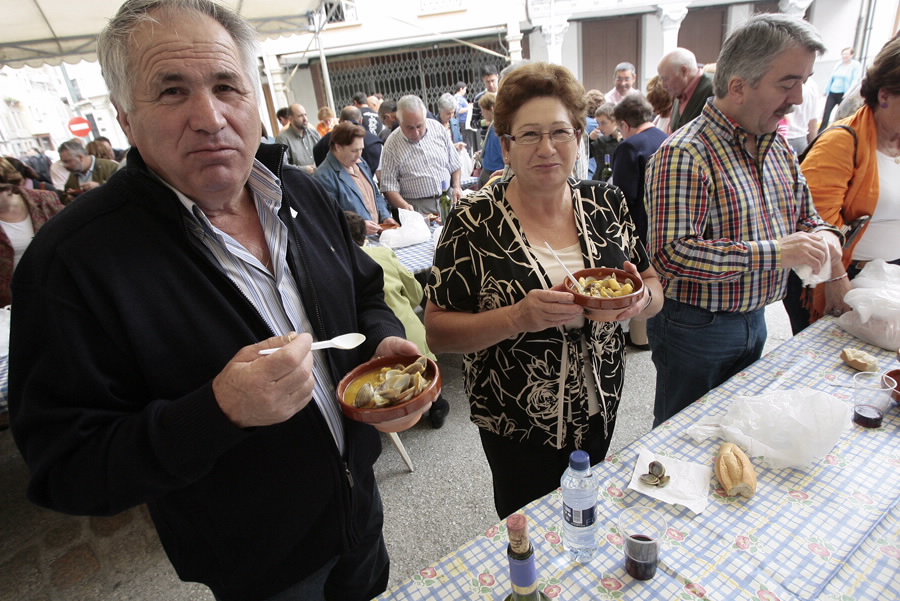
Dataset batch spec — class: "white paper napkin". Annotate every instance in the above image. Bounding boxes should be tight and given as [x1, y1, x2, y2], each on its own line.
[627, 447, 712, 514]
[792, 239, 838, 287]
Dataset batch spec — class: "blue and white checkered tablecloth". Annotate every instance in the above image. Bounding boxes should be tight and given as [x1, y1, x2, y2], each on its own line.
[376, 317, 900, 601]
[367, 229, 438, 275]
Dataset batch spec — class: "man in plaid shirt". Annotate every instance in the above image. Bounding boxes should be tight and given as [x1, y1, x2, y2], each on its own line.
[644, 14, 844, 426]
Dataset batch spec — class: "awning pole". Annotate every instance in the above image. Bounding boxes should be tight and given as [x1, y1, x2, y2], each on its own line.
[317, 32, 335, 110]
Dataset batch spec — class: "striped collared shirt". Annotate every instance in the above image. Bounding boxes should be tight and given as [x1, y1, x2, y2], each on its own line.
[645, 99, 832, 313]
[166, 161, 345, 454]
[380, 118, 461, 199]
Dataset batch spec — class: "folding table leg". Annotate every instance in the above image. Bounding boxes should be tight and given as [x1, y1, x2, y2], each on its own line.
[388, 432, 414, 472]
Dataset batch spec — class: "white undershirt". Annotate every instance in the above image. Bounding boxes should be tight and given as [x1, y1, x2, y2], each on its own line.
[852, 150, 900, 261]
[530, 242, 600, 416]
[0, 216, 35, 271]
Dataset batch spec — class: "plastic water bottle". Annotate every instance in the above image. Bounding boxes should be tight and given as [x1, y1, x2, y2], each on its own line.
[561, 450, 600, 562]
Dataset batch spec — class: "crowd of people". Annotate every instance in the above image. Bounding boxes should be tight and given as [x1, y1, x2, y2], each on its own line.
[3, 0, 898, 600]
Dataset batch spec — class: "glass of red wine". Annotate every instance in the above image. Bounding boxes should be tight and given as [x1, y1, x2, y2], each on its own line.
[619, 505, 667, 580]
[852, 371, 896, 428]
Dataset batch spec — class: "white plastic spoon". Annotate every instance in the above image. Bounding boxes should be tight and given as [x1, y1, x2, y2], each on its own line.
[543, 241, 583, 292]
[258, 332, 366, 355]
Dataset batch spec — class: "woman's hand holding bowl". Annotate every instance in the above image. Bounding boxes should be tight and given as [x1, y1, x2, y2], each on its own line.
[515, 288, 584, 332]
[581, 262, 649, 323]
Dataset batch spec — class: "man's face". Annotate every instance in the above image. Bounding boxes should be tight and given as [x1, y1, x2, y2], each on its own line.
[116, 9, 260, 207]
[290, 105, 309, 131]
[483, 74, 499, 94]
[841, 49, 853, 63]
[658, 62, 690, 98]
[399, 109, 427, 143]
[60, 150, 87, 174]
[733, 46, 814, 136]
[614, 70, 635, 96]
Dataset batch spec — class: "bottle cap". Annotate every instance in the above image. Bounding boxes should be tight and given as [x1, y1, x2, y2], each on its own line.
[569, 450, 590, 471]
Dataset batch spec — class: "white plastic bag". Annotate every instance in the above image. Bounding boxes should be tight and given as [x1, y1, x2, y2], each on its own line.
[837, 260, 900, 350]
[378, 209, 431, 249]
[685, 388, 849, 469]
[458, 147, 474, 178]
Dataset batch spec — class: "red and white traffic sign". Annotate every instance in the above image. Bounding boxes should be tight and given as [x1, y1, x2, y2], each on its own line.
[68, 116, 92, 137]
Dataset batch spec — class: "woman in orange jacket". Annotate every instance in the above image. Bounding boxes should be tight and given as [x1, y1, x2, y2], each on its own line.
[785, 37, 900, 332]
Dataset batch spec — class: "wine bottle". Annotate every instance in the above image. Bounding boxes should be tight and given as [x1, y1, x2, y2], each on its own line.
[504, 513, 549, 601]
[600, 153, 613, 181]
[438, 180, 452, 223]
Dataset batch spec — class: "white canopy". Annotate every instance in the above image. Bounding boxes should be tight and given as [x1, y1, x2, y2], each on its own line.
[1, 0, 321, 68]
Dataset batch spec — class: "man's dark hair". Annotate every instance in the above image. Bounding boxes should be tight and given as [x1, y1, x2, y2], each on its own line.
[613, 94, 654, 128]
[343, 211, 367, 246]
[378, 99, 397, 120]
[352, 92, 368, 105]
[481, 64, 499, 77]
[276, 107, 290, 120]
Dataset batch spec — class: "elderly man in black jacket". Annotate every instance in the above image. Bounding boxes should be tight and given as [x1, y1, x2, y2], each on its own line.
[8, 1, 419, 600]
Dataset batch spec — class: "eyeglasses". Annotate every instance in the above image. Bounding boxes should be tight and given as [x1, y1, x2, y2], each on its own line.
[504, 128, 581, 145]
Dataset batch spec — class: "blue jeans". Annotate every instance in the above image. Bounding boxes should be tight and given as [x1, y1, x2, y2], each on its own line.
[647, 299, 767, 427]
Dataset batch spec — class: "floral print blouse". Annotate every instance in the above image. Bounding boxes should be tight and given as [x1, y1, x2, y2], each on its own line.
[427, 178, 649, 450]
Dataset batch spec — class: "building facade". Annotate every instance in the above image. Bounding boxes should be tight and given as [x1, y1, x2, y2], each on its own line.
[259, 0, 898, 129]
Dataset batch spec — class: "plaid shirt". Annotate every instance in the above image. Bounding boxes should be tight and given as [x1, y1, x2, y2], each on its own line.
[645, 99, 834, 313]
[380, 119, 461, 199]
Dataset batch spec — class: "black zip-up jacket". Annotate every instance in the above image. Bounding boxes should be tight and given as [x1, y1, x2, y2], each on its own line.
[9, 144, 404, 600]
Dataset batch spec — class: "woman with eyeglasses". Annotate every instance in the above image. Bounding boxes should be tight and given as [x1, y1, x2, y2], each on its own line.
[425, 62, 663, 518]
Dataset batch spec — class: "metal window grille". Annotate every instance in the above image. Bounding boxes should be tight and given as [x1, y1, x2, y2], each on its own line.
[324, 0, 358, 24]
[311, 39, 506, 114]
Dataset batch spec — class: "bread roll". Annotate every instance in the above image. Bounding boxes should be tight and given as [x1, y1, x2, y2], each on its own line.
[715, 443, 757, 498]
[841, 348, 879, 372]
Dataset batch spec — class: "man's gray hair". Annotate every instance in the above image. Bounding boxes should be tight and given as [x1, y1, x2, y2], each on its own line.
[663, 48, 697, 71]
[713, 13, 825, 99]
[436, 93, 456, 113]
[614, 62, 636, 74]
[57, 139, 86, 156]
[97, 0, 260, 111]
[397, 95, 427, 116]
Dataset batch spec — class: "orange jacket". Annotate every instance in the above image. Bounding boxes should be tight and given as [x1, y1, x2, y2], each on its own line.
[800, 105, 880, 319]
